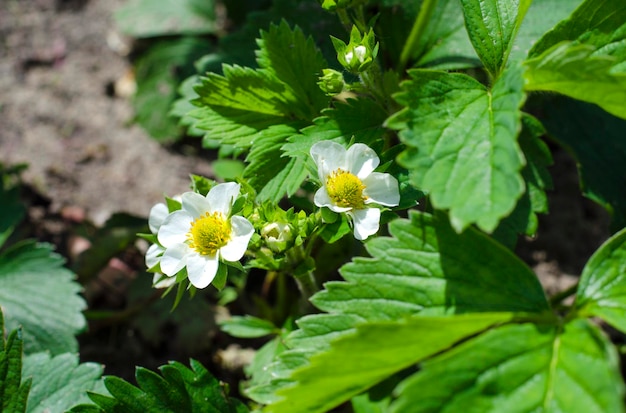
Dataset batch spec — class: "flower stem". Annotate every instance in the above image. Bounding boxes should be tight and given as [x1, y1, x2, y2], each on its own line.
[398, 0, 438, 73]
[293, 270, 319, 300]
[549, 283, 579, 307]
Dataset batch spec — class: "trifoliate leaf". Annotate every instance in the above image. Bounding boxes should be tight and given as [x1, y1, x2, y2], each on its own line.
[387, 64, 526, 232]
[524, 42, 626, 120]
[246, 211, 548, 404]
[282, 98, 387, 160]
[492, 114, 552, 248]
[82, 360, 248, 413]
[575, 227, 626, 333]
[537, 96, 626, 230]
[0, 241, 86, 355]
[23, 352, 105, 413]
[1, 310, 31, 413]
[266, 313, 514, 413]
[459, 0, 532, 77]
[528, 0, 626, 71]
[219, 315, 277, 338]
[114, 0, 216, 38]
[390, 320, 624, 413]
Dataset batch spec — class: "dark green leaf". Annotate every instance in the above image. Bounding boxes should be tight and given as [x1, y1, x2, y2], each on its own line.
[0, 177, 25, 248]
[537, 96, 626, 230]
[388, 64, 526, 232]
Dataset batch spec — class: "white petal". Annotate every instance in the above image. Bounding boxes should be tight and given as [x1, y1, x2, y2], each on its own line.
[181, 191, 211, 219]
[363, 172, 400, 207]
[350, 208, 381, 240]
[148, 203, 168, 233]
[186, 253, 218, 289]
[206, 182, 240, 215]
[220, 216, 254, 262]
[153, 273, 176, 289]
[346, 143, 379, 179]
[310, 141, 347, 181]
[158, 211, 193, 247]
[145, 243, 164, 268]
[160, 243, 190, 276]
[313, 187, 351, 213]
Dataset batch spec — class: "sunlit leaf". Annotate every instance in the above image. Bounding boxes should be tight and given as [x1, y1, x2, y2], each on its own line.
[387, 64, 526, 232]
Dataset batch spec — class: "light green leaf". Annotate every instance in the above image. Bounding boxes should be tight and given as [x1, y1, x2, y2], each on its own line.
[459, 0, 532, 77]
[524, 42, 626, 120]
[0, 241, 86, 355]
[511, 0, 582, 62]
[114, 0, 216, 38]
[528, 0, 626, 71]
[23, 352, 104, 413]
[219, 315, 277, 338]
[388, 64, 526, 232]
[537, 96, 626, 230]
[246, 211, 548, 404]
[390, 320, 624, 413]
[575, 227, 626, 333]
[257, 20, 328, 119]
[266, 313, 514, 413]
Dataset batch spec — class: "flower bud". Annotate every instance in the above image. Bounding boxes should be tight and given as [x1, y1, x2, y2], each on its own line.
[331, 26, 379, 73]
[261, 222, 293, 252]
[318, 69, 345, 96]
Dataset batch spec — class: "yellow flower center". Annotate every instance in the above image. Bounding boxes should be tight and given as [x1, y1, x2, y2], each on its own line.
[187, 212, 231, 256]
[326, 168, 367, 209]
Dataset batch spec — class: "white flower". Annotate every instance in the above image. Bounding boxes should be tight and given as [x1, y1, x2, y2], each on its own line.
[345, 45, 367, 64]
[310, 141, 400, 240]
[157, 183, 254, 289]
[145, 202, 176, 289]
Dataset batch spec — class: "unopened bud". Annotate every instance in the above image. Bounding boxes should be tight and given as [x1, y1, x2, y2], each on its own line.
[318, 69, 345, 96]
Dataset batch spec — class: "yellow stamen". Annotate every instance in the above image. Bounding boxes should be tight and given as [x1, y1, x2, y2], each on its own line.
[187, 212, 230, 256]
[326, 169, 367, 209]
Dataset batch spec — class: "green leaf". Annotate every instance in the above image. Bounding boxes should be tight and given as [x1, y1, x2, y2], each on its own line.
[0, 182, 24, 248]
[492, 114, 552, 248]
[219, 315, 277, 338]
[282, 98, 388, 160]
[114, 0, 216, 38]
[524, 42, 626, 120]
[528, 0, 626, 71]
[0, 241, 86, 355]
[86, 360, 248, 413]
[390, 320, 624, 413]
[243, 125, 308, 201]
[536, 96, 626, 230]
[266, 313, 514, 413]
[1, 310, 31, 413]
[134, 37, 213, 141]
[257, 20, 328, 119]
[23, 352, 105, 413]
[246, 211, 548, 404]
[459, 0, 532, 77]
[575, 227, 626, 333]
[387, 64, 526, 232]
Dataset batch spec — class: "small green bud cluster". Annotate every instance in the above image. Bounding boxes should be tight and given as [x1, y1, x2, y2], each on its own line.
[320, 0, 364, 11]
[318, 69, 345, 96]
[331, 26, 379, 73]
